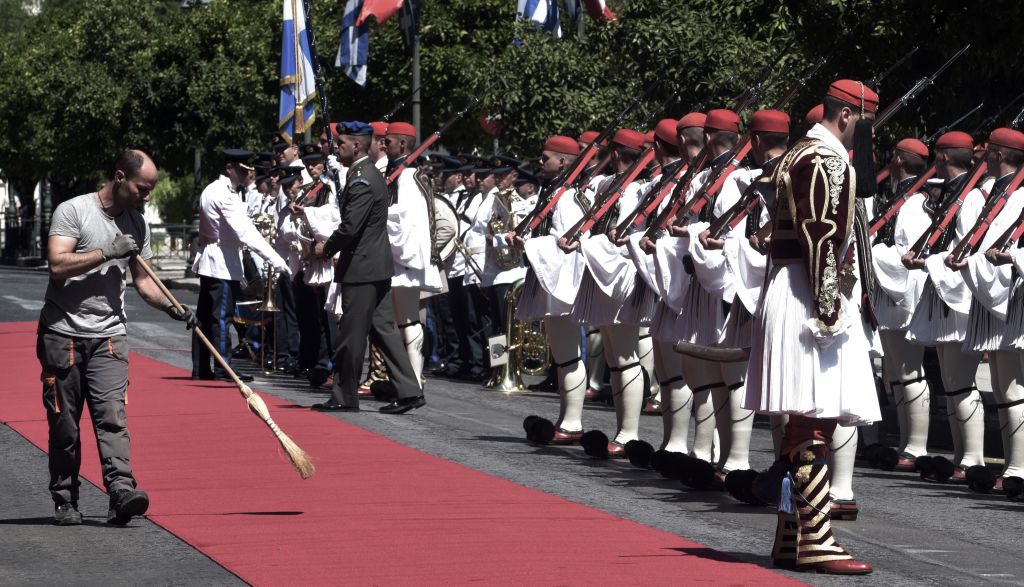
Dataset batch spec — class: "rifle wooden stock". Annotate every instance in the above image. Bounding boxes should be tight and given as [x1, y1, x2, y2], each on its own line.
[517, 147, 602, 235]
[641, 151, 710, 241]
[876, 167, 890, 185]
[708, 178, 768, 239]
[909, 161, 988, 258]
[386, 133, 440, 185]
[868, 165, 937, 236]
[581, 148, 656, 237]
[675, 138, 754, 222]
[991, 205, 1024, 252]
[614, 159, 688, 235]
[949, 166, 1024, 263]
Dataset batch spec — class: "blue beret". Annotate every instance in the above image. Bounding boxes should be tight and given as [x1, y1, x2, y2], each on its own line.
[338, 121, 373, 136]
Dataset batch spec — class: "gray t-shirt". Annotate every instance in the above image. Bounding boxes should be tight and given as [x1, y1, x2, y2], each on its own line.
[39, 192, 153, 338]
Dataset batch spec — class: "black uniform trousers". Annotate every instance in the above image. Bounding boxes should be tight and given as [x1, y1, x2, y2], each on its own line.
[192, 276, 243, 378]
[429, 291, 457, 367]
[293, 272, 332, 375]
[329, 280, 421, 407]
[275, 272, 300, 368]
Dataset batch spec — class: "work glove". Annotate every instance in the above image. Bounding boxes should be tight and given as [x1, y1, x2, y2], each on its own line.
[101, 233, 139, 260]
[165, 304, 197, 330]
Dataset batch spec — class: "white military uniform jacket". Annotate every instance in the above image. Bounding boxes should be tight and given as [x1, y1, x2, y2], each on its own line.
[192, 175, 289, 281]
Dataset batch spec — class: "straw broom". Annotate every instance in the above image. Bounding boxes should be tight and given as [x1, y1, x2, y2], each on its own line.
[137, 260, 315, 479]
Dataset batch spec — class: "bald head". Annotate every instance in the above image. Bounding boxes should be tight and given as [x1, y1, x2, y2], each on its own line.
[113, 150, 157, 182]
[111, 149, 158, 209]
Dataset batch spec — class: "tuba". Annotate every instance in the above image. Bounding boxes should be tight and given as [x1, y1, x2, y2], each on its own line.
[487, 188, 524, 270]
[486, 278, 551, 392]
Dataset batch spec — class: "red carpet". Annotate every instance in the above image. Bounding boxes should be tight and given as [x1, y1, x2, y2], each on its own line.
[0, 322, 803, 586]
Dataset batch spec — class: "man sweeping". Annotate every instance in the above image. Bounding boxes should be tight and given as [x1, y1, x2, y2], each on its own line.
[38, 149, 196, 525]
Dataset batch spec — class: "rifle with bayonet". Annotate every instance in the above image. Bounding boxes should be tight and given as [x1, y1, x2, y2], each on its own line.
[655, 51, 833, 239]
[714, 49, 968, 242]
[559, 92, 680, 243]
[970, 91, 1024, 135]
[381, 82, 426, 122]
[386, 99, 479, 185]
[637, 52, 788, 243]
[869, 102, 983, 236]
[947, 166, 1024, 264]
[865, 46, 919, 89]
[908, 101, 1024, 260]
[512, 80, 661, 237]
[876, 101, 984, 186]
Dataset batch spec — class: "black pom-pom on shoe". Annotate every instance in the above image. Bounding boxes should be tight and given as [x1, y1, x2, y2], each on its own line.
[523, 416, 556, 444]
[725, 469, 764, 505]
[965, 465, 997, 493]
[581, 430, 610, 458]
[931, 456, 956, 483]
[1003, 476, 1024, 502]
[877, 446, 900, 471]
[625, 440, 655, 468]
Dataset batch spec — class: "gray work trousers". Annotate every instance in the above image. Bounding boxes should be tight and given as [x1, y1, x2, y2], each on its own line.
[37, 329, 136, 505]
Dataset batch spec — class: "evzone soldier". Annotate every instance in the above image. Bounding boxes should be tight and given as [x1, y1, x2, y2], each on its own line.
[650, 109, 744, 473]
[690, 109, 793, 482]
[384, 121, 443, 387]
[513, 136, 590, 442]
[575, 130, 612, 402]
[621, 118, 687, 430]
[561, 129, 650, 457]
[869, 138, 933, 469]
[745, 80, 882, 574]
[904, 131, 990, 480]
[644, 113, 705, 454]
[951, 127, 1024, 491]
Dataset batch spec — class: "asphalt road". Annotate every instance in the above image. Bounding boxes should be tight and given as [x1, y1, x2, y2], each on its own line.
[1, 266, 1022, 586]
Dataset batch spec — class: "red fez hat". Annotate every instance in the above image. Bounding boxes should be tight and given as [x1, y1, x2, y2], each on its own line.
[704, 109, 741, 133]
[544, 135, 580, 156]
[935, 131, 974, 151]
[750, 109, 790, 134]
[654, 118, 678, 145]
[329, 122, 340, 137]
[387, 121, 416, 136]
[677, 112, 707, 130]
[612, 129, 645, 151]
[989, 128, 1024, 151]
[827, 79, 879, 114]
[895, 138, 929, 159]
[369, 121, 389, 136]
[805, 104, 824, 125]
[579, 130, 600, 144]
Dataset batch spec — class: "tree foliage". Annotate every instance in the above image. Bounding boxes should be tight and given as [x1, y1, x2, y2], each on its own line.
[1, 0, 1022, 217]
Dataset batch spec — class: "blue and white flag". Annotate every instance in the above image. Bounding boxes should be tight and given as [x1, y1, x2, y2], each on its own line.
[279, 0, 317, 142]
[336, 0, 368, 86]
[516, 0, 561, 38]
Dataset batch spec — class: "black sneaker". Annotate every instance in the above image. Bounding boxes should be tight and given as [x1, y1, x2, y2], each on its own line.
[54, 503, 82, 526]
[107, 489, 149, 525]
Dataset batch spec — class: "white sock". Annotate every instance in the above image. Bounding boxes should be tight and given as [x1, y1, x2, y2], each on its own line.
[829, 424, 858, 501]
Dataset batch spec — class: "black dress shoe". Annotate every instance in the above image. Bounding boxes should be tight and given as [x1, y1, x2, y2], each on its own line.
[379, 396, 426, 414]
[311, 401, 360, 412]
